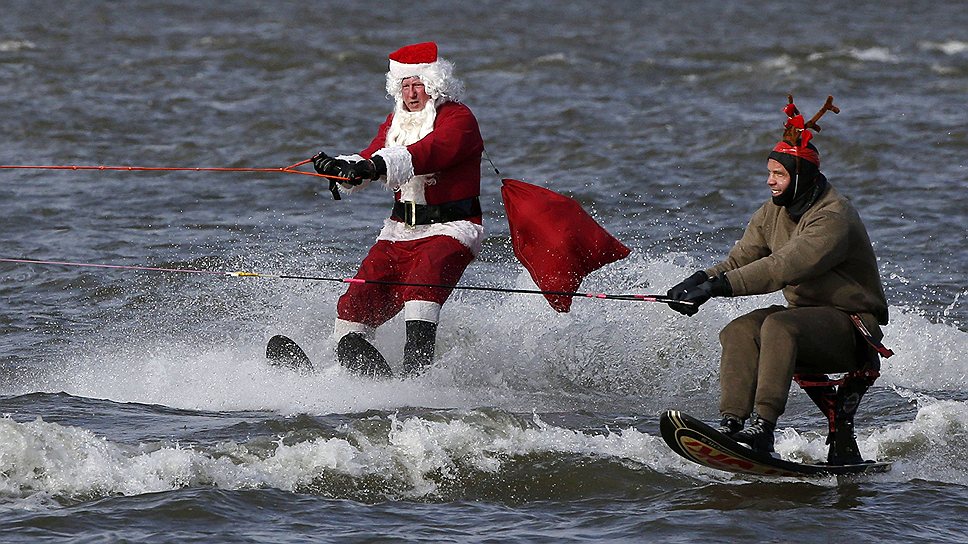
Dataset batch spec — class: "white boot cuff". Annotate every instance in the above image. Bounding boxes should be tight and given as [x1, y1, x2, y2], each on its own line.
[333, 319, 375, 340]
[404, 300, 441, 323]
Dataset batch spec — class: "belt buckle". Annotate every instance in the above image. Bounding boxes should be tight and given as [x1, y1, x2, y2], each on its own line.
[406, 200, 417, 227]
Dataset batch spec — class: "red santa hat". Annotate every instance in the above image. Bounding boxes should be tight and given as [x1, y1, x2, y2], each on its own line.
[388, 42, 439, 81]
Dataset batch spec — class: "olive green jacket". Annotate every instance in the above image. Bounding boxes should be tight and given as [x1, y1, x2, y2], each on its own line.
[706, 183, 889, 330]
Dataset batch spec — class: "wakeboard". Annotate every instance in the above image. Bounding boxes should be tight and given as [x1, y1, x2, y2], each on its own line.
[659, 410, 891, 477]
[266, 334, 315, 373]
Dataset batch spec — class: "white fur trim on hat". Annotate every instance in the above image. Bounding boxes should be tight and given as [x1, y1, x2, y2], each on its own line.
[385, 59, 463, 103]
[388, 59, 436, 81]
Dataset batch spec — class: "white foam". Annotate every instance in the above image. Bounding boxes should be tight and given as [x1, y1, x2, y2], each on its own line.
[4, 387, 966, 508]
[24, 254, 965, 415]
[0, 39, 35, 52]
[0, 412, 684, 503]
[919, 40, 968, 55]
[807, 47, 900, 63]
[878, 310, 968, 391]
[865, 391, 968, 486]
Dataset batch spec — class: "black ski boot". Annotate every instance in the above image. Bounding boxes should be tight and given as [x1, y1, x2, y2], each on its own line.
[401, 320, 437, 378]
[826, 380, 868, 465]
[827, 418, 863, 465]
[717, 415, 744, 437]
[732, 414, 776, 453]
[798, 372, 871, 465]
[337, 333, 392, 378]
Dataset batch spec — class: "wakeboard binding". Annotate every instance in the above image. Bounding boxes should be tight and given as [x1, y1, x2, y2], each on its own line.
[795, 365, 879, 466]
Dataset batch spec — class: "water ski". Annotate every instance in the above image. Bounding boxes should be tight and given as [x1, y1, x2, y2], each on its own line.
[336, 333, 392, 378]
[659, 410, 891, 477]
[265, 334, 315, 373]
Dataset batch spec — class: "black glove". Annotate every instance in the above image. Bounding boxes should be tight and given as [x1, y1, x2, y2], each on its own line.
[668, 271, 708, 301]
[341, 155, 387, 185]
[312, 151, 341, 177]
[312, 151, 346, 200]
[668, 272, 732, 317]
[667, 270, 707, 317]
[313, 152, 386, 186]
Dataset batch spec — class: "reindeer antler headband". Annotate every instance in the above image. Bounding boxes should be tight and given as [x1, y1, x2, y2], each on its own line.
[774, 95, 840, 167]
[781, 95, 840, 149]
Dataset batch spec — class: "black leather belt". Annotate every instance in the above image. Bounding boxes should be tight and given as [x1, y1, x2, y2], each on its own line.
[391, 197, 481, 226]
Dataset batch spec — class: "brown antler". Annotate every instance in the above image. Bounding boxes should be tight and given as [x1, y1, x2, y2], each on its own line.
[804, 95, 840, 132]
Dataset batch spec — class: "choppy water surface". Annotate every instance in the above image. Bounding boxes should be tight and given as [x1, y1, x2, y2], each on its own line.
[1, 1, 966, 542]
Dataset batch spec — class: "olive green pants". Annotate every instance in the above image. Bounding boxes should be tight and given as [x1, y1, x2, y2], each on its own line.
[718, 305, 862, 424]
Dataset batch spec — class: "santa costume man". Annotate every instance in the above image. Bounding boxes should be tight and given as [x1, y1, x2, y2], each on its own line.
[312, 41, 484, 378]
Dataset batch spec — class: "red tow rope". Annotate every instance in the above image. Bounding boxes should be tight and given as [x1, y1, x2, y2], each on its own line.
[0, 158, 348, 199]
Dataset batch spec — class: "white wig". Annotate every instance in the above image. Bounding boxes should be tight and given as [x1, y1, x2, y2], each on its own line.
[385, 57, 464, 106]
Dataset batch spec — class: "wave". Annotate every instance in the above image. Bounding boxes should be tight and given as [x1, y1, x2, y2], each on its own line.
[919, 40, 968, 55]
[0, 39, 35, 52]
[2, 396, 965, 510]
[807, 47, 900, 64]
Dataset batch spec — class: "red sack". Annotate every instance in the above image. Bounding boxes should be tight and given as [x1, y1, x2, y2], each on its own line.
[501, 178, 631, 312]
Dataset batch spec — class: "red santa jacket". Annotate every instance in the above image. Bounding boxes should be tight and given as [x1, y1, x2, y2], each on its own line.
[359, 101, 484, 212]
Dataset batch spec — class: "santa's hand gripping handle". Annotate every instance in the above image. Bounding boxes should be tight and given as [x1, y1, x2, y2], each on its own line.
[311, 151, 342, 200]
[328, 178, 341, 200]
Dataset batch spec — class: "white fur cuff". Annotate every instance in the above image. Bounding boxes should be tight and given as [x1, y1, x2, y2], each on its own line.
[373, 146, 414, 190]
[404, 300, 442, 323]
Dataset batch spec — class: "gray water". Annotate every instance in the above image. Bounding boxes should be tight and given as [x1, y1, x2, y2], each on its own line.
[1, 1, 966, 542]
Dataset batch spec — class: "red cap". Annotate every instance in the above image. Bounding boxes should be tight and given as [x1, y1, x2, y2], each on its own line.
[388, 42, 438, 65]
[771, 140, 819, 166]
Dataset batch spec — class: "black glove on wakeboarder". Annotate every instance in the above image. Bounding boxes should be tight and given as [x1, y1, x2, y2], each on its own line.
[667, 271, 732, 317]
[668, 271, 708, 301]
[667, 270, 707, 316]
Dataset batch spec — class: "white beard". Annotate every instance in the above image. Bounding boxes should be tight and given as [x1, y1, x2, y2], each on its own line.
[386, 101, 437, 146]
[383, 100, 438, 196]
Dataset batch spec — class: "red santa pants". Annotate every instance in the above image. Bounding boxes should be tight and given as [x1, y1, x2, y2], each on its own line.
[336, 235, 475, 328]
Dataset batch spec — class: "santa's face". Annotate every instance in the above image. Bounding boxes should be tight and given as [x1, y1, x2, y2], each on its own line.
[401, 77, 431, 112]
[766, 158, 792, 198]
